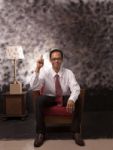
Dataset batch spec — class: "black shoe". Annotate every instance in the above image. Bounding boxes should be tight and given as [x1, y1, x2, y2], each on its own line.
[73, 133, 85, 146]
[34, 133, 45, 147]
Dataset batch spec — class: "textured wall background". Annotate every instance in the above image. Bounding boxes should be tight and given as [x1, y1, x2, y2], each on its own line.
[0, 0, 113, 89]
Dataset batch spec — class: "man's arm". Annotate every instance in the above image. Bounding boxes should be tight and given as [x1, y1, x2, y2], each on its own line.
[66, 70, 80, 113]
[29, 55, 44, 91]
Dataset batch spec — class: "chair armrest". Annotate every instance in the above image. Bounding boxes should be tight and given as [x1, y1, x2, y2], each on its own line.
[32, 90, 40, 111]
[79, 89, 85, 110]
[32, 90, 40, 99]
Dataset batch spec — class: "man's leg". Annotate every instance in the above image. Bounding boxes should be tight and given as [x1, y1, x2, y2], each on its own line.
[34, 95, 56, 147]
[62, 96, 81, 133]
[71, 99, 81, 133]
[71, 99, 85, 146]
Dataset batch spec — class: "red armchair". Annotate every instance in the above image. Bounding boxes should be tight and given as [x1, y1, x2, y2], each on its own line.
[32, 89, 85, 128]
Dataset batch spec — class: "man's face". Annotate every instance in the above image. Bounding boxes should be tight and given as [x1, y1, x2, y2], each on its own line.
[50, 52, 63, 70]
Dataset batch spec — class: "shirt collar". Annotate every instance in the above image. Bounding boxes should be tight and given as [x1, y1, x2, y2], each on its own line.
[51, 67, 63, 78]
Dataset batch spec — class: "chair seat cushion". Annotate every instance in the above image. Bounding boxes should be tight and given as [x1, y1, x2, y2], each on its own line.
[44, 106, 72, 116]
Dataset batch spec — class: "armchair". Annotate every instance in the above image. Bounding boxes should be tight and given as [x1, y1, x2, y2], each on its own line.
[32, 89, 85, 129]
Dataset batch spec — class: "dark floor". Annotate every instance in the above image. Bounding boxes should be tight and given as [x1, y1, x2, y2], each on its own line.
[0, 112, 113, 139]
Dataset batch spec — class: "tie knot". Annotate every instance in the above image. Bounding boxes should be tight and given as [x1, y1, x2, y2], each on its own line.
[55, 74, 59, 78]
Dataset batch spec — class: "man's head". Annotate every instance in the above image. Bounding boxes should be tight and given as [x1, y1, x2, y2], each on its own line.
[49, 49, 63, 72]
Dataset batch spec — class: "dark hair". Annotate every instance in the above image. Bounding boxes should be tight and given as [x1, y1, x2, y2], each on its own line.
[49, 49, 63, 59]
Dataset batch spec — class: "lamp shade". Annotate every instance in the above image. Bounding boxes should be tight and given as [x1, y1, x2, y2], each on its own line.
[6, 46, 24, 59]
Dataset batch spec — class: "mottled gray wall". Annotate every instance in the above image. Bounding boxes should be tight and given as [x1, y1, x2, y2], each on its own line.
[0, 0, 113, 89]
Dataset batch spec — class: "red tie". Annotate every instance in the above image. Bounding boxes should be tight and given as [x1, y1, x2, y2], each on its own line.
[55, 74, 63, 106]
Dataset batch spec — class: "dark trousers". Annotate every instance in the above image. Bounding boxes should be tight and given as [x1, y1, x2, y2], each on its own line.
[35, 95, 81, 134]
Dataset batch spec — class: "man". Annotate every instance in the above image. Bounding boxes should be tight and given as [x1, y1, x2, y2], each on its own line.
[30, 49, 85, 147]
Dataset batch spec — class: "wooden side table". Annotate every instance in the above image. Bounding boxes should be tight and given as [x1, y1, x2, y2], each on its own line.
[3, 92, 27, 120]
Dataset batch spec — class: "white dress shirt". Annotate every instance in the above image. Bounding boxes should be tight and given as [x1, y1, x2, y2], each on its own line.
[30, 67, 80, 102]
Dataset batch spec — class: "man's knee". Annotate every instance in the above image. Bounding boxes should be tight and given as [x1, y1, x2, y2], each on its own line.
[35, 96, 47, 106]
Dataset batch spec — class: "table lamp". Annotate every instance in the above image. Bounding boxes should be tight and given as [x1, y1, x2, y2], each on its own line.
[6, 46, 24, 94]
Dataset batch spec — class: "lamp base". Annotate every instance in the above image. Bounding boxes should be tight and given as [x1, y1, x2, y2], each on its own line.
[10, 82, 22, 94]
